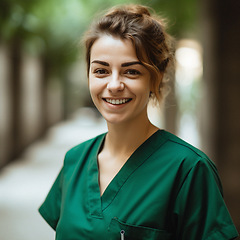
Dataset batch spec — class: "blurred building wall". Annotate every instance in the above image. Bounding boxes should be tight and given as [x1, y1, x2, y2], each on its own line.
[200, 0, 240, 232]
[0, 44, 12, 167]
[20, 54, 43, 147]
[0, 43, 64, 168]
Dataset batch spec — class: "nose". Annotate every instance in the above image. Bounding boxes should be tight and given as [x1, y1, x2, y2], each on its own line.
[107, 74, 124, 93]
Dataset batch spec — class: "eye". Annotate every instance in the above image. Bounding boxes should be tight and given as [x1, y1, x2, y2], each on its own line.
[124, 69, 141, 76]
[93, 68, 109, 77]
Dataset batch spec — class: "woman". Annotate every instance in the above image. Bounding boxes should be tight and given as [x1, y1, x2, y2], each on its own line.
[39, 4, 239, 240]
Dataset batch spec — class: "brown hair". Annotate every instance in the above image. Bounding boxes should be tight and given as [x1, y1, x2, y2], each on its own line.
[84, 4, 175, 104]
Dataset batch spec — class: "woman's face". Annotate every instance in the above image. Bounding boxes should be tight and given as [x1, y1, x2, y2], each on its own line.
[88, 35, 152, 125]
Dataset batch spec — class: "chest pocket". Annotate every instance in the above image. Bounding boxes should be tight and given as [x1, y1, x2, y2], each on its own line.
[108, 218, 173, 240]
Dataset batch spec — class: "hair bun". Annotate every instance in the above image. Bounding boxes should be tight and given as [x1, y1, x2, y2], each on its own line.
[127, 4, 151, 16]
[106, 4, 151, 17]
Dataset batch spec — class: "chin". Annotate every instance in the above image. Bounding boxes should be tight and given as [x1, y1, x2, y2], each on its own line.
[102, 114, 129, 125]
[104, 118, 125, 125]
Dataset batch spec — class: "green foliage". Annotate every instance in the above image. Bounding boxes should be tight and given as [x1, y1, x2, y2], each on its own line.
[0, 0, 39, 40]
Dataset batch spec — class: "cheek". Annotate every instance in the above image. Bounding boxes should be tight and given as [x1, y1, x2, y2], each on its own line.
[88, 79, 96, 97]
[130, 81, 151, 96]
[88, 78, 105, 99]
[88, 76, 97, 91]
[89, 86, 97, 101]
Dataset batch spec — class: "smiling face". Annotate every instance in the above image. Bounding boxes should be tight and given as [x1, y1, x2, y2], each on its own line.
[88, 35, 152, 126]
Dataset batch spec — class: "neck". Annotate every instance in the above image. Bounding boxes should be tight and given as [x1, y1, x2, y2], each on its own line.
[105, 116, 158, 157]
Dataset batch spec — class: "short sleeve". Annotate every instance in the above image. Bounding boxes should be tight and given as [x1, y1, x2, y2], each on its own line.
[38, 167, 63, 230]
[173, 158, 239, 240]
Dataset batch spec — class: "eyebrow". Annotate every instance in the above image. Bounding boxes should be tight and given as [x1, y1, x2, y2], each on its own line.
[91, 60, 143, 67]
[121, 61, 143, 67]
[91, 60, 109, 66]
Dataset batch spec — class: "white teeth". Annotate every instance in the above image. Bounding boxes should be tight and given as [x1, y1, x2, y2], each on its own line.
[105, 98, 130, 105]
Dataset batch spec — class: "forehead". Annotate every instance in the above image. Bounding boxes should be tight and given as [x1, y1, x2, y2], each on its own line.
[90, 35, 139, 62]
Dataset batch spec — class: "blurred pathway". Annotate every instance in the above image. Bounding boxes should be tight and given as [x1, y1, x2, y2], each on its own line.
[0, 108, 107, 240]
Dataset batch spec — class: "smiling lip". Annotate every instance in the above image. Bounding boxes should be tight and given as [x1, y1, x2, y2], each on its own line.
[103, 98, 132, 105]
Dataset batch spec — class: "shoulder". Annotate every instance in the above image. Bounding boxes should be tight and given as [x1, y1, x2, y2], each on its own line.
[158, 130, 222, 193]
[63, 132, 106, 166]
[161, 130, 208, 159]
[158, 130, 217, 172]
[160, 130, 209, 161]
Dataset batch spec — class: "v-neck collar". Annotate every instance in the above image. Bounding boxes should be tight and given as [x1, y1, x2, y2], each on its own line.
[87, 130, 167, 218]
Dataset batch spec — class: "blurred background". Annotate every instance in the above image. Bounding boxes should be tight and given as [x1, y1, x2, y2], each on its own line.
[0, 0, 239, 239]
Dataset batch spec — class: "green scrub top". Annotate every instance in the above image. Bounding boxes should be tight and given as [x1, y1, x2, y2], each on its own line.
[39, 130, 239, 240]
